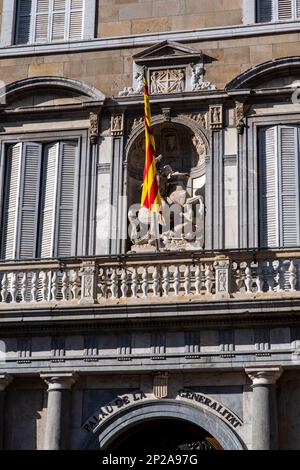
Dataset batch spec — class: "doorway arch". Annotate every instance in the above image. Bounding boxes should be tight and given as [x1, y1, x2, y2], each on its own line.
[85, 399, 246, 450]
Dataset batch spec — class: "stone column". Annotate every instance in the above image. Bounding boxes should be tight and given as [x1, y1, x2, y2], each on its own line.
[246, 367, 282, 450]
[0, 374, 12, 450]
[41, 373, 78, 450]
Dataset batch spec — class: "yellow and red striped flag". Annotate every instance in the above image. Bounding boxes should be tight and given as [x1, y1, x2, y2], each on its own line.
[141, 72, 162, 213]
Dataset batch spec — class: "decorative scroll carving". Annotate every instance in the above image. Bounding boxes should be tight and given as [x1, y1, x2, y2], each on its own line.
[89, 112, 99, 145]
[150, 68, 185, 94]
[209, 105, 223, 130]
[180, 113, 208, 131]
[192, 135, 206, 166]
[235, 101, 246, 135]
[128, 116, 144, 135]
[191, 63, 216, 91]
[111, 114, 124, 136]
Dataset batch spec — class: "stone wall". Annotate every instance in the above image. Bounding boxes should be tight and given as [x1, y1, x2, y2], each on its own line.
[97, 0, 243, 37]
[0, 30, 298, 97]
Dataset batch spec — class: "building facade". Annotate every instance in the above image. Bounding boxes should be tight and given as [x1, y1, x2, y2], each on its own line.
[0, 0, 300, 450]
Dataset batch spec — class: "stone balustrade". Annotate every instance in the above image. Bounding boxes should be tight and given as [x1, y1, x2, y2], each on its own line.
[0, 249, 300, 307]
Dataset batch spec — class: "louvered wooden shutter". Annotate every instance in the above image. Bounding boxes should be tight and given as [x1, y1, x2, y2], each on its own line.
[296, 0, 300, 17]
[278, 0, 293, 19]
[18, 143, 42, 259]
[257, 0, 274, 22]
[15, 0, 33, 44]
[51, 0, 66, 41]
[2, 144, 22, 259]
[259, 127, 279, 247]
[55, 142, 77, 257]
[34, 0, 50, 42]
[279, 126, 300, 246]
[40, 143, 59, 258]
[69, 0, 84, 40]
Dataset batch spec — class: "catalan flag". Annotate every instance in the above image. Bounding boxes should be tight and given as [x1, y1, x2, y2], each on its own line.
[141, 72, 162, 213]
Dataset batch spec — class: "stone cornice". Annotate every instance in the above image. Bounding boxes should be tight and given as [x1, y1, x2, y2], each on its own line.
[0, 21, 299, 58]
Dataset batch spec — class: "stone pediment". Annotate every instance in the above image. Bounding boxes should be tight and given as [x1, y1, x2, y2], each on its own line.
[133, 40, 202, 65]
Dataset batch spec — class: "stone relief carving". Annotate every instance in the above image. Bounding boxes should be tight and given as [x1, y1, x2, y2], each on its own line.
[119, 71, 144, 97]
[179, 113, 208, 131]
[150, 68, 185, 94]
[235, 101, 246, 135]
[89, 112, 99, 144]
[111, 114, 124, 136]
[129, 155, 205, 252]
[191, 63, 216, 91]
[192, 135, 206, 166]
[209, 105, 223, 130]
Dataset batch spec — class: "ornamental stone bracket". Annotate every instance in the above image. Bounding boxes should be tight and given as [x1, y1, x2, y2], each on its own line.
[235, 101, 246, 135]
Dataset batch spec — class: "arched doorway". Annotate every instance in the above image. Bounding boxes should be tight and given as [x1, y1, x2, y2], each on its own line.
[107, 418, 223, 451]
[84, 400, 246, 450]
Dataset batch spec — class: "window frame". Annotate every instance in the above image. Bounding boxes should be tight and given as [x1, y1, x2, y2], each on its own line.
[0, 129, 89, 261]
[0, 0, 96, 47]
[256, 0, 300, 23]
[243, 0, 300, 24]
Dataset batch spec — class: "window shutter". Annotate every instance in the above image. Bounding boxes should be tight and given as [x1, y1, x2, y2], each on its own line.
[260, 127, 279, 247]
[55, 142, 77, 257]
[257, 0, 274, 22]
[15, 0, 33, 44]
[18, 143, 43, 259]
[40, 142, 59, 258]
[278, 0, 293, 19]
[34, 0, 50, 43]
[69, 0, 84, 39]
[51, 0, 66, 41]
[2, 144, 22, 260]
[279, 126, 300, 246]
[296, 0, 300, 17]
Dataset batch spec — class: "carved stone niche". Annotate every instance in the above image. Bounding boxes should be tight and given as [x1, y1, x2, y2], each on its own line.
[127, 121, 206, 253]
[118, 40, 216, 97]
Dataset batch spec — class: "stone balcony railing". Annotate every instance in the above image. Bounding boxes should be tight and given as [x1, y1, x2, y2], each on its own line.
[0, 249, 300, 308]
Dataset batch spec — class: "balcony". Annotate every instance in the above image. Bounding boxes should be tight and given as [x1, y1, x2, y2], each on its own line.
[0, 249, 300, 309]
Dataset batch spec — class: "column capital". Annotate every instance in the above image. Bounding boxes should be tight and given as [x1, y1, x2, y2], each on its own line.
[0, 374, 13, 392]
[245, 367, 283, 386]
[41, 372, 79, 391]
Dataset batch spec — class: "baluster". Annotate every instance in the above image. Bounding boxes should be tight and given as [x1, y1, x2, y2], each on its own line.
[121, 269, 128, 298]
[275, 260, 285, 292]
[245, 265, 253, 293]
[110, 269, 118, 299]
[173, 266, 180, 296]
[267, 262, 275, 292]
[205, 264, 213, 294]
[131, 268, 138, 298]
[51, 271, 58, 301]
[289, 260, 297, 292]
[71, 270, 80, 300]
[152, 267, 159, 297]
[256, 263, 264, 293]
[141, 268, 148, 298]
[10, 272, 17, 303]
[162, 267, 169, 297]
[41, 271, 47, 301]
[31, 272, 37, 302]
[184, 266, 190, 296]
[195, 265, 201, 295]
[235, 267, 243, 293]
[1, 273, 8, 303]
[21, 272, 28, 302]
[62, 271, 68, 301]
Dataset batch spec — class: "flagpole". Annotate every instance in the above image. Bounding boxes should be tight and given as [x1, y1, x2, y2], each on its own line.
[152, 211, 161, 252]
